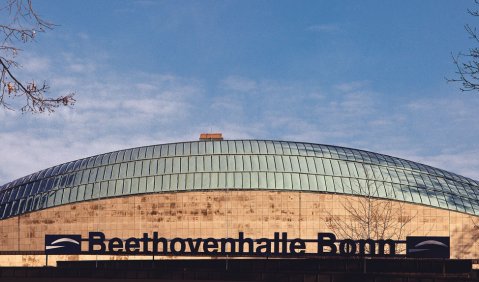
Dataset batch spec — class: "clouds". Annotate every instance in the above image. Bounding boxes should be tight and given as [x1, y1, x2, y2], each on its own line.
[0, 50, 207, 183]
[3, 30, 479, 186]
[3, 65, 479, 183]
[220, 75, 258, 93]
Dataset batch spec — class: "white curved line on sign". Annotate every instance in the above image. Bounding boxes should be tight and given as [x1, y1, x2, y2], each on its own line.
[50, 238, 80, 245]
[415, 240, 447, 248]
[46, 245, 65, 250]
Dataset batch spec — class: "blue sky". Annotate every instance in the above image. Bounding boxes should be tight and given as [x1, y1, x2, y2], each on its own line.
[2, 0, 479, 183]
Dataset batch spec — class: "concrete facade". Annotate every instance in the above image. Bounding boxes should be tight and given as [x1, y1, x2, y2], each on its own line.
[0, 190, 477, 266]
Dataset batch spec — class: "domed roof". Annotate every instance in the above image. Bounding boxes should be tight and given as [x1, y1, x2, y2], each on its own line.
[1, 140, 478, 219]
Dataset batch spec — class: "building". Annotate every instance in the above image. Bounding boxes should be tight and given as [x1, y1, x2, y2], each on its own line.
[0, 138, 478, 267]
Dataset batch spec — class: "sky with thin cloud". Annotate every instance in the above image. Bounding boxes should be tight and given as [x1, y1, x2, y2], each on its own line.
[2, 1, 479, 184]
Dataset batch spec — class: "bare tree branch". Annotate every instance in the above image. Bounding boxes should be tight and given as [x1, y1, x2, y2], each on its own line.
[448, 1, 479, 92]
[0, 0, 75, 113]
[325, 164, 418, 254]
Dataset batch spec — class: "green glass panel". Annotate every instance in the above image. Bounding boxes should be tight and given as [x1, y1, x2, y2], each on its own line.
[284, 173, 292, 189]
[165, 158, 172, 174]
[146, 146, 154, 159]
[87, 168, 97, 183]
[205, 141, 214, 154]
[273, 141, 283, 155]
[323, 159, 333, 176]
[265, 141, 275, 154]
[251, 141, 260, 154]
[81, 169, 90, 185]
[203, 173, 211, 188]
[141, 160, 150, 176]
[291, 173, 301, 190]
[306, 157, 316, 173]
[250, 172, 259, 188]
[218, 173, 226, 188]
[188, 157, 196, 172]
[149, 159, 158, 175]
[282, 156, 292, 172]
[280, 142, 291, 155]
[234, 141, 243, 154]
[221, 141, 229, 153]
[243, 156, 252, 171]
[107, 180, 116, 196]
[298, 157, 308, 172]
[131, 148, 139, 161]
[117, 150, 125, 162]
[228, 156, 236, 171]
[332, 177, 343, 193]
[220, 155, 228, 171]
[250, 155, 259, 171]
[178, 174, 186, 190]
[100, 182, 108, 197]
[259, 156, 267, 171]
[197, 156, 205, 172]
[257, 172, 266, 188]
[210, 173, 218, 189]
[194, 173, 202, 189]
[157, 159, 166, 174]
[257, 141, 267, 153]
[198, 141, 206, 155]
[274, 156, 284, 172]
[167, 144, 176, 156]
[290, 156, 300, 172]
[183, 142, 191, 156]
[111, 164, 120, 179]
[54, 189, 63, 206]
[133, 161, 142, 177]
[175, 143, 184, 156]
[130, 178, 139, 194]
[79, 185, 87, 201]
[170, 174, 178, 190]
[118, 163, 128, 179]
[266, 155, 275, 172]
[172, 157, 181, 173]
[243, 141, 252, 154]
[289, 143, 299, 155]
[235, 155, 243, 171]
[314, 158, 325, 174]
[275, 173, 284, 189]
[235, 173, 243, 188]
[160, 145, 168, 157]
[90, 183, 99, 199]
[126, 162, 134, 178]
[154, 176, 162, 192]
[324, 176, 334, 192]
[180, 157, 188, 173]
[69, 186, 78, 202]
[123, 179, 132, 194]
[213, 141, 221, 154]
[242, 173, 251, 188]
[300, 174, 309, 190]
[115, 180, 124, 195]
[190, 142, 198, 155]
[341, 178, 352, 194]
[186, 173, 194, 189]
[138, 147, 146, 159]
[338, 161, 350, 177]
[211, 155, 219, 171]
[61, 188, 70, 204]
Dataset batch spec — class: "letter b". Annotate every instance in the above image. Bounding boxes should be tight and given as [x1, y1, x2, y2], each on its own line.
[89, 232, 106, 253]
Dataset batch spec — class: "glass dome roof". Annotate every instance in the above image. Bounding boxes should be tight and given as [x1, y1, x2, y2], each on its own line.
[1, 140, 478, 219]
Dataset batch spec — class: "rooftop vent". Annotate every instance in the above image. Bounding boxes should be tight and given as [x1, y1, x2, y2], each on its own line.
[199, 133, 223, 141]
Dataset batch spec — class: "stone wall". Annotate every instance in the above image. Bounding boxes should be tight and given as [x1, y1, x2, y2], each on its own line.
[0, 191, 477, 266]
